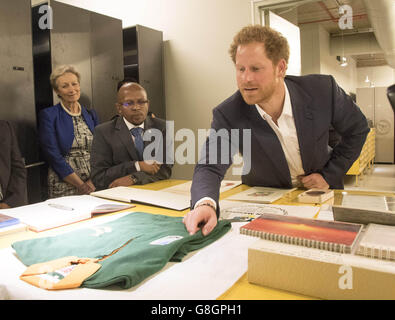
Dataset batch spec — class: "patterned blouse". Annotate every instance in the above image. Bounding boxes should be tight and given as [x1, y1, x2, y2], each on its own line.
[48, 103, 93, 198]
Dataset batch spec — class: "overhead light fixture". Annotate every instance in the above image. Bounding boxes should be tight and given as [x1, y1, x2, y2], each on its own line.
[340, 56, 348, 67]
[338, 31, 348, 67]
[336, 55, 348, 67]
[364, 75, 374, 87]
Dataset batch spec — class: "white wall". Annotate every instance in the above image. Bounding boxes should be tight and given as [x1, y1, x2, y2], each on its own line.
[42, 0, 252, 179]
[300, 23, 357, 94]
[318, 25, 358, 94]
[357, 65, 395, 88]
[300, 23, 321, 75]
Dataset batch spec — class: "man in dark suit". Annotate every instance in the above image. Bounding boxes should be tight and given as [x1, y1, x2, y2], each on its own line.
[183, 25, 369, 236]
[90, 82, 172, 190]
[0, 120, 28, 208]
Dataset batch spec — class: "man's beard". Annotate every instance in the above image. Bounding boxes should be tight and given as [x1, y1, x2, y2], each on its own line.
[240, 80, 277, 106]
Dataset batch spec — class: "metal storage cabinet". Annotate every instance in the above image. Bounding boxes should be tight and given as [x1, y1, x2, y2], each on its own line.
[32, 0, 124, 122]
[123, 25, 165, 119]
[90, 12, 125, 122]
[0, 0, 44, 204]
[357, 87, 394, 163]
[0, 0, 123, 203]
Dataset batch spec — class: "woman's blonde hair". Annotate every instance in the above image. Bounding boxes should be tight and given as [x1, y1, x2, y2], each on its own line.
[50, 65, 81, 91]
[229, 25, 290, 66]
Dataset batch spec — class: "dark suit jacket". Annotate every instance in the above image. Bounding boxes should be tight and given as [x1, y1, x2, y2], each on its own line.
[38, 103, 99, 179]
[191, 74, 370, 216]
[90, 116, 173, 190]
[0, 120, 28, 207]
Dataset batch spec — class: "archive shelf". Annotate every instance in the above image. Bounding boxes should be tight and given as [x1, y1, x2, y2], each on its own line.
[346, 128, 375, 185]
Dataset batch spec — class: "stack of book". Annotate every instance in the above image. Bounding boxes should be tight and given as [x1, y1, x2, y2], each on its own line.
[0, 213, 26, 236]
[240, 214, 395, 299]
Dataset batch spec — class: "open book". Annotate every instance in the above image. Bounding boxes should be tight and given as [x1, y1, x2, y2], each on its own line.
[161, 180, 242, 196]
[91, 186, 190, 211]
[4, 195, 134, 232]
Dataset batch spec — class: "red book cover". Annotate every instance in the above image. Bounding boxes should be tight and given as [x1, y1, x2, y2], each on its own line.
[240, 213, 362, 249]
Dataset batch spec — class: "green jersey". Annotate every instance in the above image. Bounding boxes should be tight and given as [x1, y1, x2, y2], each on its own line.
[12, 212, 231, 289]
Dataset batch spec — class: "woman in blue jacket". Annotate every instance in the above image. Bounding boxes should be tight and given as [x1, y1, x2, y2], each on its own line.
[39, 65, 99, 198]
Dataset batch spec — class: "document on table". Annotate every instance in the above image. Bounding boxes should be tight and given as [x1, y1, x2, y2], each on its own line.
[219, 200, 320, 220]
[161, 180, 242, 196]
[226, 186, 296, 204]
[3, 195, 134, 232]
[91, 186, 190, 211]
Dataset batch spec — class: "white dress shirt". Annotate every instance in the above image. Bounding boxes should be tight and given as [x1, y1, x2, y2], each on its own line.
[254, 83, 305, 187]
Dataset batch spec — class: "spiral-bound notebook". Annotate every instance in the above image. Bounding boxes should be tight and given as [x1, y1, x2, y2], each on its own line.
[240, 213, 363, 253]
[357, 223, 395, 260]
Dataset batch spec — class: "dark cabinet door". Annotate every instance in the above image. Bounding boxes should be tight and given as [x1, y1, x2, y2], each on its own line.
[90, 12, 124, 122]
[123, 25, 165, 119]
[0, 0, 44, 204]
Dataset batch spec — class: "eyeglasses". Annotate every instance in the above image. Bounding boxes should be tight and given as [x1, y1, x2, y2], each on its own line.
[119, 100, 149, 108]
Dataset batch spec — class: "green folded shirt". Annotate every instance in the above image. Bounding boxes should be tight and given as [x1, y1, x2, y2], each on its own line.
[12, 212, 231, 289]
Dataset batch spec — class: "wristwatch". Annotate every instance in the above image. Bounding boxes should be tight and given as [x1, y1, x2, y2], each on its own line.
[130, 175, 138, 185]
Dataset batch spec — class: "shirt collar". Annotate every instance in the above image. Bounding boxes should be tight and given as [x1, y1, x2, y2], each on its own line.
[281, 83, 292, 117]
[122, 117, 145, 131]
[255, 82, 293, 119]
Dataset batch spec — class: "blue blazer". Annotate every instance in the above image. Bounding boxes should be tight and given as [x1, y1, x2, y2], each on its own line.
[191, 74, 370, 215]
[38, 103, 99, 179]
